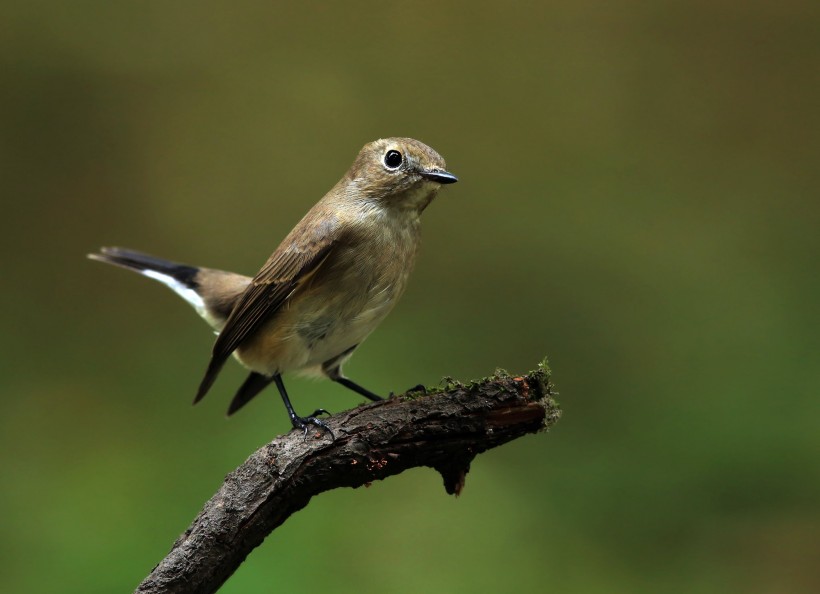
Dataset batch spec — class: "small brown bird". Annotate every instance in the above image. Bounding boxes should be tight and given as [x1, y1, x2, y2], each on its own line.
[89, 137, 457, 435]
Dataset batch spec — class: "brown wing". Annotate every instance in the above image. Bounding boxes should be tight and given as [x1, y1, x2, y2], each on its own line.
[193, 233, 335, 403]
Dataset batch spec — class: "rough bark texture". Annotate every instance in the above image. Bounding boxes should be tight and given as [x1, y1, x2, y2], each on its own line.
[136, 363, 560, 594]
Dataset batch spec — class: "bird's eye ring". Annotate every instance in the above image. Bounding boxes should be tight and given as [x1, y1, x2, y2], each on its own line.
[383, 150, 403, 169]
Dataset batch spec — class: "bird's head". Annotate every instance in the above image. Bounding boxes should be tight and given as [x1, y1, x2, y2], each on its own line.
[344, 137, 457, 212]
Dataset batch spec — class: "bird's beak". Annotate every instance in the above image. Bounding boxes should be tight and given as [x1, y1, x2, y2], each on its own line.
[420, 168, 458, 185]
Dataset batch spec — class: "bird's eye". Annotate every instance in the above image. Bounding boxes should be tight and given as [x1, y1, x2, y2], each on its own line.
[384, 150, 403, 169]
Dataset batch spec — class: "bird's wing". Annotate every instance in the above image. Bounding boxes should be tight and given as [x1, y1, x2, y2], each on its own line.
[194, 227, 337, 403]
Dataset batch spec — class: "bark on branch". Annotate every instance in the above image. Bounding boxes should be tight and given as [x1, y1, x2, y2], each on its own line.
[136, 362, 560, 594]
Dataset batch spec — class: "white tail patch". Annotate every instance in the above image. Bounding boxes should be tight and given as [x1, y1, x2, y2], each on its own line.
[141, 269, 206, 317]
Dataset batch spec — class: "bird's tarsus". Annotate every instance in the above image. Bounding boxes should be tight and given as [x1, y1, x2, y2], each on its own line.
[274, 374, 334, 440]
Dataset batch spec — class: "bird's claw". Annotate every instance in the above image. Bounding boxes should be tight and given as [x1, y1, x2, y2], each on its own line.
[390, 384, 427, 397]
[291, 415, 334, 440]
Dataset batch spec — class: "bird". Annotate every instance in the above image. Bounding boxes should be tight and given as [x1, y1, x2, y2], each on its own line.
[89, 137, 457, 436]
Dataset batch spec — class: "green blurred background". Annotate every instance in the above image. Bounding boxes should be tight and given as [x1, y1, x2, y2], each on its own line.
[2, 1, 819, 592]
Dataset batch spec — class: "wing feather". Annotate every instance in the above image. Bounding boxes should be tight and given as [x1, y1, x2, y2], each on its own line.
[194, 229, 336, 403]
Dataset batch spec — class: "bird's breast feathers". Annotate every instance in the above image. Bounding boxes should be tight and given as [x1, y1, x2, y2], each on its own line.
[234, 216, 419, 375]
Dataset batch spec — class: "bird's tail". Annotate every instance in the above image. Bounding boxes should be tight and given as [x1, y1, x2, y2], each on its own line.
[88, 246, 251, 333]
[89, 246, 199, 286]
[88, 246, 207, 315]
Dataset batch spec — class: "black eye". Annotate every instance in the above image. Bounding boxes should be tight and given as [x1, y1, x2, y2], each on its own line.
[384, 150, 403, 169]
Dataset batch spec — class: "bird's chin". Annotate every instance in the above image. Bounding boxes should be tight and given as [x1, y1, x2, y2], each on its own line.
[407, 182, 440, 212]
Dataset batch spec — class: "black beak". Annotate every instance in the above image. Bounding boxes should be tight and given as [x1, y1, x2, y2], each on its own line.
[421, 168, 458, 184]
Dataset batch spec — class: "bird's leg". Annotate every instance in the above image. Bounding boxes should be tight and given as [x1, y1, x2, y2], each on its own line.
[332, 377, 383, 402]
[273, 374, 333, 439]
[321, 348, 383, 402]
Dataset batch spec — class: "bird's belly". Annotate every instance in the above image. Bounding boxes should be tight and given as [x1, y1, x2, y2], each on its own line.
[235, 220, 418, 376]
[234, 272, 406, 376]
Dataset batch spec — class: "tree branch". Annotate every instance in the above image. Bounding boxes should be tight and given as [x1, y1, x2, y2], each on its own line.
[136, 362, 560, 594]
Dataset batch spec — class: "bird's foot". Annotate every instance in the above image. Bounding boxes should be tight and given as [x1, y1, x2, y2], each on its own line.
[290, 411, 334, 440]
[389, 384, 427, 398]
